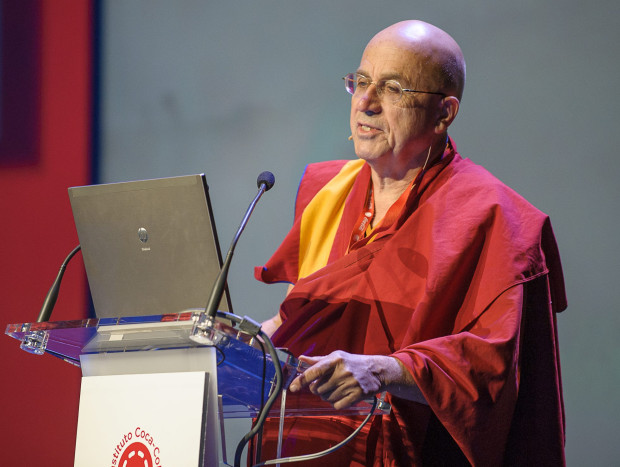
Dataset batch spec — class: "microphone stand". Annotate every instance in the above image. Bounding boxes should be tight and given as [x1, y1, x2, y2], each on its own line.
[21, 244, 82, 355]
[37, 244, 82, 322]
[204, 180, 270, 324]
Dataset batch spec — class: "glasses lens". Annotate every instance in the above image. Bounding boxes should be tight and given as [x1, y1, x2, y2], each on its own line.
[383, 81, 403, 102]
[343, 74, 403, 102]
[344, 73, 356, 95]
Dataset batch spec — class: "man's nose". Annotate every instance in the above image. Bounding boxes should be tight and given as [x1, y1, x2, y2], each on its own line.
[355, 85, 382, 114]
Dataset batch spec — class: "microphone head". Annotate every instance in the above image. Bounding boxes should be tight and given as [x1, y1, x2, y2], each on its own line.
[257, 171, 275, 191]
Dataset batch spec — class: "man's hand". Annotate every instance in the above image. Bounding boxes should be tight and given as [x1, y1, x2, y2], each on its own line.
[288, 350, 427, 408]
[288, 351, 404, 410]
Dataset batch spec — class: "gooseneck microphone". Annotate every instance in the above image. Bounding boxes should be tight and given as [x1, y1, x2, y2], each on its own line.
[257, 170, 275, 192]
[190, 171, 282, 467]
[204, 171, 275, 321]
[37, 244, 82, 322]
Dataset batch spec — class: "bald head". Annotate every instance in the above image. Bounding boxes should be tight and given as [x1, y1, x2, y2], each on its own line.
[368, 21, 466, 100]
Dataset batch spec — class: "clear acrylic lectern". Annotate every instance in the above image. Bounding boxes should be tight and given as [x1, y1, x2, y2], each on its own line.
[6, 311, 390, 466]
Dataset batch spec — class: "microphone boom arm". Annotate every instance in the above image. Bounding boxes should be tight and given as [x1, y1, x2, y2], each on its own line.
[37, 244, 82, 322]
[204, 175, 273, 321]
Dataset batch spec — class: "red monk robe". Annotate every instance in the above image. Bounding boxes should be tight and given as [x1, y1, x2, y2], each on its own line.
[254, 140, 566, 466]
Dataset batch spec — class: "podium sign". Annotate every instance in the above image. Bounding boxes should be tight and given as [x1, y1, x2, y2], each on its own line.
[75, 371, 214, 467]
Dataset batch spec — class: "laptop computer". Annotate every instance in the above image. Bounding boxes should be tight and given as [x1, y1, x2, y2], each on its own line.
[69, 174, 231, 319]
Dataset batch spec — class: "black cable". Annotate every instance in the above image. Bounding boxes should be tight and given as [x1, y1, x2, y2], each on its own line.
[205, 310, 283, 466]
[253, 338, 268, 464]
[215, 345, 226, 366]
[253, 396, 379, 466]
[234, 328, 283, 467]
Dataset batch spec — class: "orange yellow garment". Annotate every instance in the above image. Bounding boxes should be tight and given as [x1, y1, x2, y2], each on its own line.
[254, 139, 566, 466]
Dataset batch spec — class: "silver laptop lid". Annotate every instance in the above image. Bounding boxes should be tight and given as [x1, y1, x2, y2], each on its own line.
[69, 174, 230, 318]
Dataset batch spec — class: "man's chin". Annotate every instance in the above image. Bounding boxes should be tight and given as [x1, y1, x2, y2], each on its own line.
[353, 141, 388, 160]
[354, 149, 391, 163]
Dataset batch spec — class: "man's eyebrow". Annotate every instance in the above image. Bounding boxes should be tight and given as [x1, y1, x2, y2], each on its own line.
[355, 69, 407, 82]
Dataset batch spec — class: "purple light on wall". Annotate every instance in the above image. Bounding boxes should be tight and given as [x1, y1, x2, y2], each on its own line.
[0, 0, 41, 165]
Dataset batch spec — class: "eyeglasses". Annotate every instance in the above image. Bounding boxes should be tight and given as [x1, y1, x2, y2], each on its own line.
[343, 72, 446, 103]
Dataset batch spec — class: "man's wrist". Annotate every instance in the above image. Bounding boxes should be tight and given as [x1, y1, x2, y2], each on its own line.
[377, 355, 427, 404]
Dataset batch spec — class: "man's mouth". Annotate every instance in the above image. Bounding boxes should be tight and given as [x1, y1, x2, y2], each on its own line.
[357, 123, 381, 133]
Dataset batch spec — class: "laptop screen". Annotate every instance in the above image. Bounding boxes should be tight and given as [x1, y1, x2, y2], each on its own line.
[69, 174, 231, 318]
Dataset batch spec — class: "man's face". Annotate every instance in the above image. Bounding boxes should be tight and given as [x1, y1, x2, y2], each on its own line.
[350, 40, 442, 167]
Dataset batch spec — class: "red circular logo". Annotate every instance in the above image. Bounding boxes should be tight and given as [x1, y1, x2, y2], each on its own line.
[118, 442, 153, 467]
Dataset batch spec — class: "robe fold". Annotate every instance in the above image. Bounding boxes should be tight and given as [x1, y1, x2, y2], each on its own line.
[254, 140, 566, 466]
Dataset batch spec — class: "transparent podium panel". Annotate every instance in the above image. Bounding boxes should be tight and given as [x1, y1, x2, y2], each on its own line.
[6, 312, 390, 419]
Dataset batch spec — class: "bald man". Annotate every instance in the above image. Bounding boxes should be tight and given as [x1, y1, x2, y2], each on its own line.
[255, 20, 566, 466]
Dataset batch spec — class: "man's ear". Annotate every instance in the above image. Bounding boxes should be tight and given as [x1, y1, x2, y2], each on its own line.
[435, 96, 460, 133]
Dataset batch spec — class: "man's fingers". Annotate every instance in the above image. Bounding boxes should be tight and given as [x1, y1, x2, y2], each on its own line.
[298, 354, 322, 365]
[332, 393, 359, 410]
[287, 352, 368, 409]
[289, 356, 333, 392]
